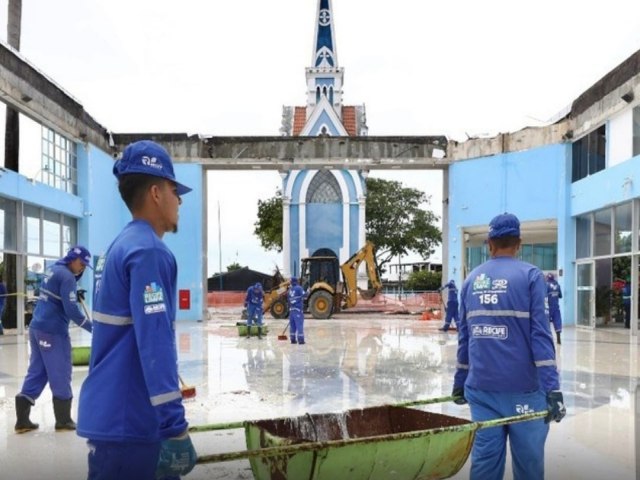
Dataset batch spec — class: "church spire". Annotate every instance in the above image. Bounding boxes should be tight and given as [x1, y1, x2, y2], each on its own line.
[306, 0, 344, 114]
[313, 0, 338, 68]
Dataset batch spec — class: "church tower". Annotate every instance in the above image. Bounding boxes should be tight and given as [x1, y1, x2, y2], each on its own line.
[280, 0, 369, 276]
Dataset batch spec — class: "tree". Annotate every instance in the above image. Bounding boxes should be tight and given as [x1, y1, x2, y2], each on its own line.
[253, 177, 441, 273]
[226, 262, 242, 272]
[365, 178, 441, 272]
[253, 190, 283, 252]
[405, 270, 442, 291]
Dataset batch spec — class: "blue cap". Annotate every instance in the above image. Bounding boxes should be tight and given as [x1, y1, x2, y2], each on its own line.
[488, 213, 521, 239]
[113, 140, 192, 195]
[63, 245, 92, 268]
[291, 277, 298, 285]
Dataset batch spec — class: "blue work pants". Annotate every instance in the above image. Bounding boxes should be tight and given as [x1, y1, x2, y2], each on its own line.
[465, 386, 549, 480]
[548, 308, 562, 332]
[289, 309, 305, 343]
[20, 328, 72, 401]
[86, 440, 178, 480]
[246, 304, 263, 327]
[444, 301, 459, 327]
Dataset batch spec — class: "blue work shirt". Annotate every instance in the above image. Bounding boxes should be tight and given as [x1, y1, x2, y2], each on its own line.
[546, 279, 562, 311]
[440, 280, 459, 304]
[77, 220, 187, 443]
[29, 261, 89, 335]
[454, 256, 559, 393]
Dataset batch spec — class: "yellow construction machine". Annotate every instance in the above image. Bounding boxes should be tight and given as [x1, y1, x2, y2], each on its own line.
[264, 241, 382, 320]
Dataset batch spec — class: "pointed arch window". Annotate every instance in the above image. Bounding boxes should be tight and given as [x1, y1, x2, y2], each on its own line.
[306, 170, 341, 203]
[316, 87, 320, 104]
[322, 86, 328, 98]
[329, 87, 334, 104]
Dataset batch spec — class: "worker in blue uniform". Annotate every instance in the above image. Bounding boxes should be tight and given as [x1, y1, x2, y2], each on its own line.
[15, 245, 92, 433]
[244, 282, 264, 338]
[438, 279, 459, 332]
[546, 273, 563, 344]
[452, 213, 566, 480]
[77, 140, 197, 479]
[288, 277, 306, 344]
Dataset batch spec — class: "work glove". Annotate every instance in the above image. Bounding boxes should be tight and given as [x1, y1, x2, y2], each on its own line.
[545, 390, 566, 423]
[77, 289, 86, 301]
[155, 431, 197, 478]
[452, 386, 467, 405]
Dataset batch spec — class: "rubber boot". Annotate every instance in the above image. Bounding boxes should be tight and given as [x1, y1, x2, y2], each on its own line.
[556, 331, 561, 345]
[15, 395, 39, 433]
[257, 326, 263, 339]
[298, 336, 305, 345]
[246, 324, 252, 338]
[53, 397, 76, 431]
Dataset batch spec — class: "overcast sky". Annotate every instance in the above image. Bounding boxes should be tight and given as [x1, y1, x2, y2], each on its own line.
[2, 0, 640, 274]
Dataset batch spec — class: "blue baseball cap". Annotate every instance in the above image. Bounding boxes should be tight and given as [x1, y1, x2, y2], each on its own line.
[488, 213, 521, 239]
[113, 140, 192, 195]
[63, 245, 92, 268]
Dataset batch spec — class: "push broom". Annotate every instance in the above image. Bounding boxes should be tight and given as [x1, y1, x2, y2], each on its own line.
[179, 375, 197, 399]
[277, 320, 290, 341]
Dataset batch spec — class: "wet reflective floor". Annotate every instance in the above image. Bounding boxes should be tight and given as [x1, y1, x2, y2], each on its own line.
[1, 310, 638, 479]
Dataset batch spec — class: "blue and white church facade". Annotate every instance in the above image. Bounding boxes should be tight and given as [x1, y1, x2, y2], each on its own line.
[279, 0, 369, 277]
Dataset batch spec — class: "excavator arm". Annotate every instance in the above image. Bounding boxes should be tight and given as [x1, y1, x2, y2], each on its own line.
[340, 241, 382, 308]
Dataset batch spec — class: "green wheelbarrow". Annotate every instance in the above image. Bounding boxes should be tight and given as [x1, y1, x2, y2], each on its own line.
[71, 346, 91, 366]
[191, 396, 548, 480]
[236, 322, 269, 337]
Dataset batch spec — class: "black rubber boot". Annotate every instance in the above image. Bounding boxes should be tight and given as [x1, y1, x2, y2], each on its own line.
[556, 331, 561, 345]
[53, 397, 76, 431]
[257, 326, 263, 339]
[15, 395, 39, 433]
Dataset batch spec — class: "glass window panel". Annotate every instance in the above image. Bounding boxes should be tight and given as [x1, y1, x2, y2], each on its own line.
[23, 204, 41, 254]
[594, 208, 612, 256]
[43, 210, 61, 257]
[62, 216, 77, 253]
[0, 197, 18, 251]
[614, 202, 632, 254]
[576, 263, 593, 327]
[576, 215, 592, 258]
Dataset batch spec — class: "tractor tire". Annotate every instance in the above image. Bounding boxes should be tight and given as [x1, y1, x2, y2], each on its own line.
[270, 298, 289, 319]
[309, 291, 334, 319]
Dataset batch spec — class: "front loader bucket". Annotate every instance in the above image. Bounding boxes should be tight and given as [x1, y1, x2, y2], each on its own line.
[358, 288, 379, 300]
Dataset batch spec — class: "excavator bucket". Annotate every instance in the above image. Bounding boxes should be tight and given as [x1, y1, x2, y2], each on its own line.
[359, 288, 379, 300]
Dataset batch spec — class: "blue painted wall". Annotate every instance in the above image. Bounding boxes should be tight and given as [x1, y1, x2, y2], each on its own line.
[448, 143, 574, 324]
[571, 154, 640, 215]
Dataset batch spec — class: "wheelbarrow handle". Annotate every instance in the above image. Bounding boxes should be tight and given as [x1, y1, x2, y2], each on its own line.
[477, 410, 548, 429]
[189, 395, 458, 434]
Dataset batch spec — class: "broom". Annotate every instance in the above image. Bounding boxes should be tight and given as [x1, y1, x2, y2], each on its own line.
[179, 374, 197, 399]
[277, 320, 290, 341]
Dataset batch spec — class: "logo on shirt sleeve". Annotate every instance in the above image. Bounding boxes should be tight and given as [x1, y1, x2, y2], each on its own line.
[143, 282, 166, 314]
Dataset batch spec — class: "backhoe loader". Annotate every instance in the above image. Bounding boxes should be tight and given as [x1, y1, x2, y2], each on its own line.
[264, 241, 382, 320]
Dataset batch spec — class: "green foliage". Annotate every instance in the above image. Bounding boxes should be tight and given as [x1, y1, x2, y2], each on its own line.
[226, 262, 242, 272]
[253, 178, 442, 271]
[253, 190, 283, 252]
[365, 177, 441, 272]
[405, 270, 442, 291]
